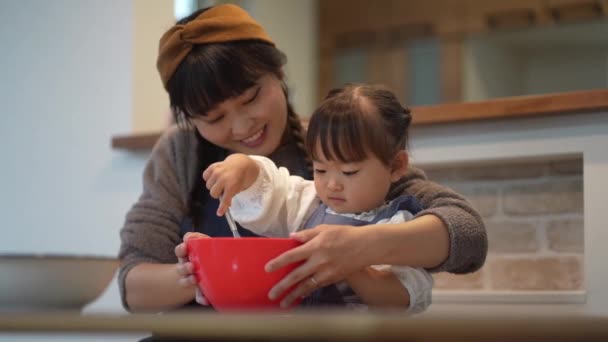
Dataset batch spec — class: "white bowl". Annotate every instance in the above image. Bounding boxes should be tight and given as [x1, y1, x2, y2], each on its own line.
[0, 254, 118, 311]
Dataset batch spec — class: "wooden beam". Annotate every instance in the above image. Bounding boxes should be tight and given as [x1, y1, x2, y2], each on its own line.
[412, 89, 608, 126]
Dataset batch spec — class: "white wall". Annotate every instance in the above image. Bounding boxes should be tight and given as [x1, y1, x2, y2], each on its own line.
[0, 0, 147, 319]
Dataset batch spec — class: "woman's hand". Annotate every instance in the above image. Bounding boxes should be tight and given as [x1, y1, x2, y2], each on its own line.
[174, 232, 210, 305]
[202, 153, 260, 216]
[265, 224, 376, 307]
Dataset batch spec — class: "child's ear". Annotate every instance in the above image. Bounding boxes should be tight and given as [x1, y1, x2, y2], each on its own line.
[390, 150, 409, 182]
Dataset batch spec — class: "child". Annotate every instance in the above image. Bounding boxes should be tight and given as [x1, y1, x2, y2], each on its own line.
[203, 84, 433, 313]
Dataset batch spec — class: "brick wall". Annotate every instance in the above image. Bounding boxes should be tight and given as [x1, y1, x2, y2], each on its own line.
[423, 156, 584, 291]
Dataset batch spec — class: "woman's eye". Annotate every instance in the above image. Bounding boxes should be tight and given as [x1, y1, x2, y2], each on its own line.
[342, 170, 359, 176]
[244, 87, 261, 105]
[207, 115, 224, 124]
[314, 169, 326, 174]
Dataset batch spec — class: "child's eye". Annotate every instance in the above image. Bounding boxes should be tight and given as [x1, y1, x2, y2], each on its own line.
[342, 170, 359, 176]
[314, 169, 326, 174]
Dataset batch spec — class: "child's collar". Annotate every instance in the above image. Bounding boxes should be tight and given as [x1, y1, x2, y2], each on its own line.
[325, 201, 390, 222]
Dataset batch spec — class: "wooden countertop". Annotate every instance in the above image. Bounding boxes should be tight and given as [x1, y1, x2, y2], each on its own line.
[1, 308, 607, 341]
[111, 89, 608, 151]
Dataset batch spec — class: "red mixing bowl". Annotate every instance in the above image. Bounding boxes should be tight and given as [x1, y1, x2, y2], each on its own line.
[186, 237, 303, 311]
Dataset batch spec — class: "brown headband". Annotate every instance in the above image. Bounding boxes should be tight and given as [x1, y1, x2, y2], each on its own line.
[157, 4, 274, 89]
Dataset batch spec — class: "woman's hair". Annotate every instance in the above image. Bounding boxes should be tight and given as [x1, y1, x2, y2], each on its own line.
[167, 8, 310, 229]
[305, 84, 412, 166]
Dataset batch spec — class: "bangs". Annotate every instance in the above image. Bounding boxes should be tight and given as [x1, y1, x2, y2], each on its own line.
[306, 98, 391, 165]
[167, 41, 284, 121]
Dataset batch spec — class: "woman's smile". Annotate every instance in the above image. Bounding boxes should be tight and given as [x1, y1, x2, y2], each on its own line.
[240, 125, 267, 148]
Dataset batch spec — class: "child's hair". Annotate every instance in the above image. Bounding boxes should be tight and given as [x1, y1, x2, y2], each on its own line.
[305, 84, 412, 166]
[166, 8, 311, 228]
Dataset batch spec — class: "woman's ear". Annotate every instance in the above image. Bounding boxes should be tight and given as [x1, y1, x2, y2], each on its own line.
[390, 150, 409, 182]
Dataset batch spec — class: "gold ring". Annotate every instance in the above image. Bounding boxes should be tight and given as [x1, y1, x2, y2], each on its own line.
[309, 276, 319, 287]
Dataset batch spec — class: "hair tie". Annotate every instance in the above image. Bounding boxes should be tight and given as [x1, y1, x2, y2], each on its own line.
[157, 4, 274, 89]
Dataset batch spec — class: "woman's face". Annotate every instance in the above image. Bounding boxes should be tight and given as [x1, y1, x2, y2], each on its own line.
[191, 73, 288, 156]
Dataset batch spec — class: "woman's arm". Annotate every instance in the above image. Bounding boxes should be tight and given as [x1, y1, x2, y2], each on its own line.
[118, 128, 194, 312]
[390, 166, 488, 273]
[268, 210, 440, 308]
[266, 220, 444, 307]
[368, 215, 450, 268]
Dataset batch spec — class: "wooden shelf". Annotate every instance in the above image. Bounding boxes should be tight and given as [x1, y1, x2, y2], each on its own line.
[412, 88, 608, 125]
[111, 131, 163, 151]
[111, 89, 608, 151]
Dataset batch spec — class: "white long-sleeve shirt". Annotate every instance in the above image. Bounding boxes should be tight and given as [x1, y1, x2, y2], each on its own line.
[230, 156, 433, 313]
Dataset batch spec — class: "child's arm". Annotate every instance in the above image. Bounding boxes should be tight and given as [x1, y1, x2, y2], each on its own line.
[202, 153, 260, 216]
[346, 267, 409, 307]
[347, 210, 433, 312]
[227, 155, 318, 237]
[347, 265, 433, 312]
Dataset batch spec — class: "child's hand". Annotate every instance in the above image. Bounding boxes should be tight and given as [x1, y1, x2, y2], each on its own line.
[202, 153, 260, 216]
[175, 232, 210, 305]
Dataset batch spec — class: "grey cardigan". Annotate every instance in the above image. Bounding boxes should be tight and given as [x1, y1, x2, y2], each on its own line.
[118, 127, 488, 308]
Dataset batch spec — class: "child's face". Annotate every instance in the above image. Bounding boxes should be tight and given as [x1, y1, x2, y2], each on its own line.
[313, 149, 406, 214]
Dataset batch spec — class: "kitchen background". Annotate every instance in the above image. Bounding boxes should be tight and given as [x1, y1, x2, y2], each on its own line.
[0, 1, 606, 339]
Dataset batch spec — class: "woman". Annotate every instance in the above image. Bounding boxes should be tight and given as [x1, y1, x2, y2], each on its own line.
[118, 4, 487, 312]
